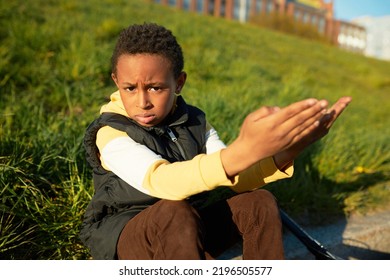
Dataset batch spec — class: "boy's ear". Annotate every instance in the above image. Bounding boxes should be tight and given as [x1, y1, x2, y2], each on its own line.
[176, 71, 187, 93]
[111, 73, 119, 87]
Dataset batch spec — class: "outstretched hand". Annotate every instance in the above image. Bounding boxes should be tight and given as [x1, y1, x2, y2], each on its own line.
[273, 96, 352, 170]
[221, 97, 343, 177]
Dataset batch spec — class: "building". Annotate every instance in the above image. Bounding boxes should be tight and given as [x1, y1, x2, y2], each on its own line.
[352, 15, 390, 61]
[333, 19, 366, 53]
[154, 0, 366, 53]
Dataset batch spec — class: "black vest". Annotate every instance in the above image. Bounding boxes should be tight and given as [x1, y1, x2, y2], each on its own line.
[80, 97, 207, 259]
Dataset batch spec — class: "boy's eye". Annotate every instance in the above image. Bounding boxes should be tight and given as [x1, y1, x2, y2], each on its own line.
[125, 86, 136, 92]
[149, 87, 161, 92]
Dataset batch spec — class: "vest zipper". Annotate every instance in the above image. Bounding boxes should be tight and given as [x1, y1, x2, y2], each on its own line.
[166, 127, 187, 160]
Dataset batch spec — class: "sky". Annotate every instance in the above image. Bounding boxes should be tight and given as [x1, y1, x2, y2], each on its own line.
[333, 0, 390, 21]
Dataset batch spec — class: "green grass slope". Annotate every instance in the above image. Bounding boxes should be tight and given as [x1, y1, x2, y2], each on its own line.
[1, 0, 389, 259]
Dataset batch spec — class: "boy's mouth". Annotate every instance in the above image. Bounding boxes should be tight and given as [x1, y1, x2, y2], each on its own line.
[135, 114, 156, 126]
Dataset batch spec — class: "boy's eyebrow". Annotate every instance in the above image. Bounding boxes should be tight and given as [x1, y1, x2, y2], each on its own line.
[119, 82, 136, 87]
[147, 82, 165, 86]
[120, 81, 166, 86]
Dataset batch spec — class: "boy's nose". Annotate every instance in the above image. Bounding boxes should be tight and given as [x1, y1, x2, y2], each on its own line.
[137, 91, 151, 109]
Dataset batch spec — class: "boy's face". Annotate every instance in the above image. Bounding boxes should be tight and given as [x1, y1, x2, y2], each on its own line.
[112, 54, 186, 127]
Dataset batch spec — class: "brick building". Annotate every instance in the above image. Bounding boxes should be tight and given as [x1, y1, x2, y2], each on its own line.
[154, 0, 366, 53]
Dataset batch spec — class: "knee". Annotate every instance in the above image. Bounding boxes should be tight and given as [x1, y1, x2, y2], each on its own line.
[230, 189, 281, 229]
[154, 200, 202, 229]
[239, 189, 279, 213]
[250, 189, 278, 211]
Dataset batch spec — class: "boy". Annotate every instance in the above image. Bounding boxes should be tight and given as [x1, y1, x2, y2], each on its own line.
[80, 23, 351, 260]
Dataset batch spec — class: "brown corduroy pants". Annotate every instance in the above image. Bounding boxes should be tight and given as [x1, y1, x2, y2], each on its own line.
[117, 189, 284, 260]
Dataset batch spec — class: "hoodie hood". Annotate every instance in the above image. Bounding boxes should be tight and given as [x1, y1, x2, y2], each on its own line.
[100, 91, 128, 116]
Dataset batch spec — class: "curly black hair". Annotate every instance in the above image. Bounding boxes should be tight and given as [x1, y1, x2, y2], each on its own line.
[111, 23, 184, 78]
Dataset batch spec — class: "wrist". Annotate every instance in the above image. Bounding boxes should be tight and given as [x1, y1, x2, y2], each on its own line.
[221, 140, 259, 177]
[273, 150, 297, 171]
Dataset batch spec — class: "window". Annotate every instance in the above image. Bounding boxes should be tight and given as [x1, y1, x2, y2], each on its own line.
[256, 0, 262, 13]
[294, 10, 301, 20]
[266, 0, 273, 14]
[183, 0, 190, 10]
[197, 0, 203, 12]
[303, 12, 310, 23]
[318, 17, 325, 33]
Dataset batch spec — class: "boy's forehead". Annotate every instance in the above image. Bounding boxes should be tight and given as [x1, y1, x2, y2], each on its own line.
[118, 53, 172, 65]
[116, 54, 175, 78]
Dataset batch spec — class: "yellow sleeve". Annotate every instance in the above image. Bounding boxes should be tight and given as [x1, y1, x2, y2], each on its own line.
[143, 150, 236, 200]
[230, 157, 294, 193]
[142, 151, 293, 200]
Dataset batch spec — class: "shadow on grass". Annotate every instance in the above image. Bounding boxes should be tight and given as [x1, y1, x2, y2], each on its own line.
[267, 143, 390, 260]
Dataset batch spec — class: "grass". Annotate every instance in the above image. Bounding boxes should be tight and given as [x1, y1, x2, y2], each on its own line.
[0, 0, 389, 259]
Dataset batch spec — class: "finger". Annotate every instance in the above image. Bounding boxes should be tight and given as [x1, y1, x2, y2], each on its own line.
[288, 120, 323, 148]
[275, 99, 328, 135]
[266, 97, 350, 153]
[248, 106, 282, 122]
[278, 98, 321, 120]
[329, 96, 352, 115]
[282, 105, 327, 146]
[303, 96, 352, 140]
[251, 98, 323, 124]
[254, 99, 327, 150]
[323, 96, 352, 128]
